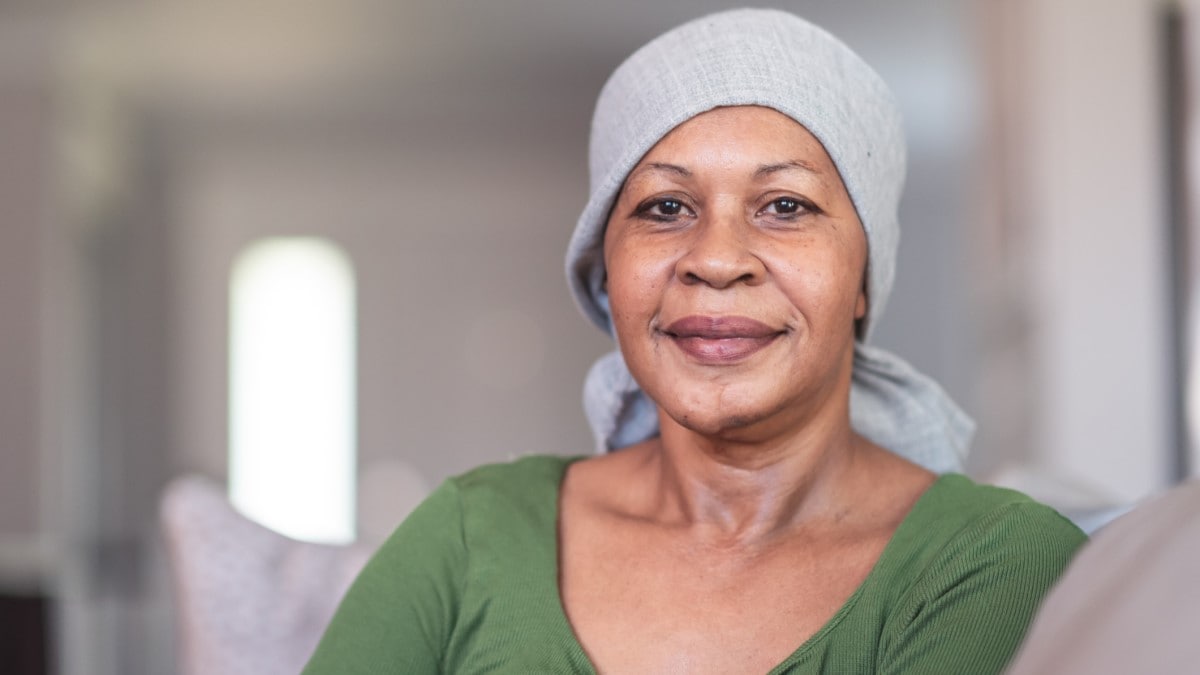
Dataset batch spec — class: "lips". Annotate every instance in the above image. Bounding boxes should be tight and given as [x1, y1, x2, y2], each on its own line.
[661, 315, 784, 363]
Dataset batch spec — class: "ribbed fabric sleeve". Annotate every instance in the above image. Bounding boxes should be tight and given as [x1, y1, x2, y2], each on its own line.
[302, 479, 467, 674]
[874, 487, 1087, 673]
[441, 457, 593, 673]
[303, 458, 1086, 674]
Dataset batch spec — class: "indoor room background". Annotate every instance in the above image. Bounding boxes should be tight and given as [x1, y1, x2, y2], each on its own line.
[0, 0, 1195, 673]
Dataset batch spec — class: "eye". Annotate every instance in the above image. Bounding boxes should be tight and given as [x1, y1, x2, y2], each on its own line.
[653, 199, 685, 216]
[769, 197, 800, 214]
[760, 196, 817, 218]
[635, 197, 694, 222]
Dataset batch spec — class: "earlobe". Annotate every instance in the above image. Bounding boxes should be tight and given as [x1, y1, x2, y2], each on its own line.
[855, 290, 867, 320]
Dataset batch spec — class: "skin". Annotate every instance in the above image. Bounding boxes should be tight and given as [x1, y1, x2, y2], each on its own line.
[558, 106, 935, 674]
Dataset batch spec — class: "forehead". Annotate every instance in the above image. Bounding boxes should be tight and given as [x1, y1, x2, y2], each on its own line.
[632, 105, 839, 178]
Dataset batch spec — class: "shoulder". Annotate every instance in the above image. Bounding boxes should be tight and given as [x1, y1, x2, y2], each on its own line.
[888, 473, 1087, 591]
[915, 473, 1086, 554]
[453, 453, 580, 490]
[441, 454, 582, 551]
[449, 453, 581, 510]
[305, 454, 581, 672]
[919, 472, 1069, 517]
[868, 474, 1087, 674]
[361, 454, 579, 562]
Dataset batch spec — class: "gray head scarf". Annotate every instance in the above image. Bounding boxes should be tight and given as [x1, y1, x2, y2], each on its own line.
[566, 8, 973, 473]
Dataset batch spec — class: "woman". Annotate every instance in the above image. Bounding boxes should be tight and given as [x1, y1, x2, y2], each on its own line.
[305, 9, 1085, 673]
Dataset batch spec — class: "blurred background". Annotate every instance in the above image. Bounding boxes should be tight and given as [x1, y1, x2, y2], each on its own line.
[2, 0, 1198, 672]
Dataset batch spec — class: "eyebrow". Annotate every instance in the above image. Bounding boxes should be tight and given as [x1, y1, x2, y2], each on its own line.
[754, 159, 820, 178]
[630, 162, 692, 179]
[627, 159, 820, 182]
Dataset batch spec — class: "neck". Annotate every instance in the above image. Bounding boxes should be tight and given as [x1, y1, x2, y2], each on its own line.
[648, 399, 866, 548]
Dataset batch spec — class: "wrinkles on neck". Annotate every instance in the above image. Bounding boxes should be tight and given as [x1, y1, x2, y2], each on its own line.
[643, 407, 870, 550]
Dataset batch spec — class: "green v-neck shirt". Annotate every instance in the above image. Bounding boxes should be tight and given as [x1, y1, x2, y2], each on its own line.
[305, 455, 1085, 674]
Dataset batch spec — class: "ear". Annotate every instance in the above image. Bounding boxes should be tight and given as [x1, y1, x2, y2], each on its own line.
[854, 287, 867, 320]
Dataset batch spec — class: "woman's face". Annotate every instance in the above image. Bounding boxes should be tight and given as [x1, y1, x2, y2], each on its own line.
[603, 106, 868, 440]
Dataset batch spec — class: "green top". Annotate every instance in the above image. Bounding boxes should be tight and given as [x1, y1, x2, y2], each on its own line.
[304, 455, 1086, 674]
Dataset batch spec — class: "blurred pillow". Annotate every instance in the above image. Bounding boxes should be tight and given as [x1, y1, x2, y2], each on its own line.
[160, 475, 371, 675]
[1006, 479, 1200, 674]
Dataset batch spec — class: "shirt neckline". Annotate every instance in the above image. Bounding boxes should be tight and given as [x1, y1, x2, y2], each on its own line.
[541, 455, 959, 673]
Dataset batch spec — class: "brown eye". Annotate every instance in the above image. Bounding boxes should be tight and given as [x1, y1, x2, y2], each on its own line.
[771, 198, 800, 214]
[636, 197, 694, 222]
[760, 196, 819, 219]
[763, 196, 801, 212]
[652, 199, 684, 216]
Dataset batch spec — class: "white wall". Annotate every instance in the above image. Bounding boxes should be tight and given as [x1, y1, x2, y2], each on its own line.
[0, 19, 52, 589]
[988, 0, 1175, 502]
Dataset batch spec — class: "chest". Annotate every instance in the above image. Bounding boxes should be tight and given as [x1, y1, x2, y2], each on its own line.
[558, 520, 888, 674]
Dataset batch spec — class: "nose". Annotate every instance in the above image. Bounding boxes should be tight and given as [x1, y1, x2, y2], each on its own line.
[674, 214, 766, 289]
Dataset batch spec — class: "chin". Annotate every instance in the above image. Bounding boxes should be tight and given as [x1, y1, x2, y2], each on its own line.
[657, 388, 778, 439]
[674, 412, 757, 437]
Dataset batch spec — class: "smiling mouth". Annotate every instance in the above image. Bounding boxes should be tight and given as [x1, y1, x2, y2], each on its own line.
[661, 315, 785, 364]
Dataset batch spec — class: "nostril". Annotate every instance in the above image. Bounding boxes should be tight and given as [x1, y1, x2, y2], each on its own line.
[678, 264, 762, 289]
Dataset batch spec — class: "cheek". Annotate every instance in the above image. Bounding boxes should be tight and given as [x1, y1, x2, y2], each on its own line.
[776, 242, 866, 325]
[604, 240, 675, 323]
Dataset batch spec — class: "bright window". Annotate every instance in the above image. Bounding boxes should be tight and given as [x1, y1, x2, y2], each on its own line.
[228, 237, 356, 544]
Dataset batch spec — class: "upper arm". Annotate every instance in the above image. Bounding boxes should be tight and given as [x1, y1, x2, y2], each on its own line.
[880, 504, 1087, 675]
[303, 480, 468, 674]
